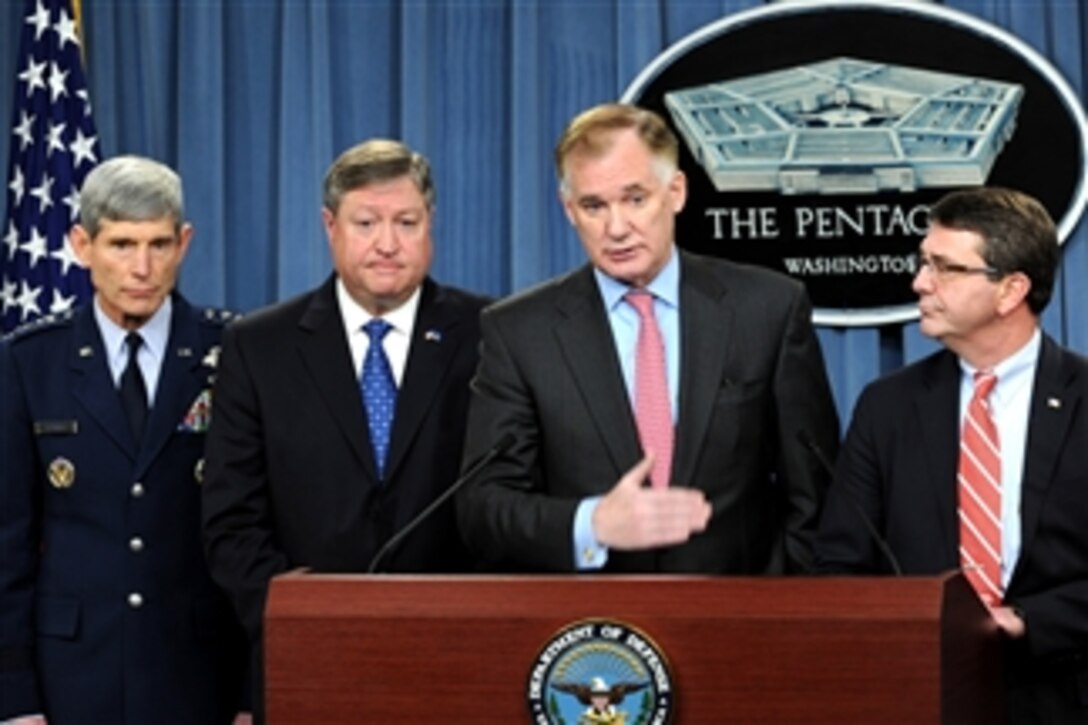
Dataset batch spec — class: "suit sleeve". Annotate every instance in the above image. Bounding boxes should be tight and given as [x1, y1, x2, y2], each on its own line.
[1014, 578, 1088, 661]
[455, 308, 580, 572]
[0, 340, 43, 718]
[772, 286, 840, 573]
[202, 323, 290, 644]
[813, 383, 888, 574]
[1008, 406, 1088, 662]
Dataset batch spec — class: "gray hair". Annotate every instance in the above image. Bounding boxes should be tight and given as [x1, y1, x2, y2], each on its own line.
[555, 103, 679, 197]
[79, 155, 184, 237]
[323, 139, 435, 213]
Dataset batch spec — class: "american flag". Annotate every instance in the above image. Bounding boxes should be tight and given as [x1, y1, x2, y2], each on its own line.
[1, 0, 100, 334]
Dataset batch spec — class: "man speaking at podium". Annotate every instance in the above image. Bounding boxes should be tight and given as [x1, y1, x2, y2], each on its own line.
[816, 187, 1088, 721]
[456, 103, 838, 575]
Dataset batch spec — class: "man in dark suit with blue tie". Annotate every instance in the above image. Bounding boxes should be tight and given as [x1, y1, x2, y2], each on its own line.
[456, 103, 839, 574]
[816, 187, 1088, 722]
[201, 139, 489, 715]
[0, 156, 248, 724]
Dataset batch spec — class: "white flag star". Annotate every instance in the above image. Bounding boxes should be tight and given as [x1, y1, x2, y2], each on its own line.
[16, 280, 44, 321]
[8, 166, 25, 205]
[3, 222, 19, 261]
[0, 278, 16, 314]
[50, 288, 77, 315]
[50, 235, 84, 276]
[25, 0, 50, 41]
[77, 88, 92, 117]
[30, 174, 54, 212]
[62, 186, 80, 221]
[13, 110, 35, 151]
[53, 10, 80, 50]
[46, 120, 66, 157]
[18, 56, 46, 98]
[70, 128, 97, 168]
[20, 227, 48, 268]
[48, 62, 69, 102]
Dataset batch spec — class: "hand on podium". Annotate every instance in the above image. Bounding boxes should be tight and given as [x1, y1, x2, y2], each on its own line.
[990, 605, 1026, 639]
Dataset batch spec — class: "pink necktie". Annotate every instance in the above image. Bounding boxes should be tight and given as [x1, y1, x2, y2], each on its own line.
[625, 290, 673, 489]
[958, 371, 1002, 605]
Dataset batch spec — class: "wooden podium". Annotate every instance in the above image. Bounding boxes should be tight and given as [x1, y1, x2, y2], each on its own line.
[265, 571, 1002, 723]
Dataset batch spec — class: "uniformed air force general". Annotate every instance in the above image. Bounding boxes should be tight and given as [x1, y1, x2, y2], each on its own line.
[0, 156, 248, 724]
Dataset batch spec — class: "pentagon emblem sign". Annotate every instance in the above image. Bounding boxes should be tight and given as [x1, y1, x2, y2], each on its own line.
[624, 0, 1088, 325]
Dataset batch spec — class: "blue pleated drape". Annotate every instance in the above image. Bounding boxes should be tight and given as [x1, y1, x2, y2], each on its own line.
[1, 0, 1085, 423]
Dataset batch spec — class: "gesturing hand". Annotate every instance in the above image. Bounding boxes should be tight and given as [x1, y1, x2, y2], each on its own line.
[592, 453, 711, 550]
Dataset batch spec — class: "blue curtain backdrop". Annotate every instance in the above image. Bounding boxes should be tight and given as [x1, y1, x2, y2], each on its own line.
[2, 0, 1085, 423]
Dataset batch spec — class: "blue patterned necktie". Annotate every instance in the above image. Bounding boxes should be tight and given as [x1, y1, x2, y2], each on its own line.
[361, 319, 397, 480]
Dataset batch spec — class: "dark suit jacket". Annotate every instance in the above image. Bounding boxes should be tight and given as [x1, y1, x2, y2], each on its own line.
[0, 295, 247, 724]
[815, 335, 1088, 713]
[202, 275, 488, 643]
[456, 251, 839, 573]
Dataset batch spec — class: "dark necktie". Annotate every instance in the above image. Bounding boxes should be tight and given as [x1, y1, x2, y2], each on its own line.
[119, 332, 148, 443]
[361, 319, 397, 480]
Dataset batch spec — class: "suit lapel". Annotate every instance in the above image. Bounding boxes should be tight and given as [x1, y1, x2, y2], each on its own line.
[133, 296, 208, 476]
[70, 306, 136, 459]
[384, 279, 459, 481]
[553, 266, 642, 474]
[673, 252, 732, 487]
[1016, 335, 1079, 572]
[916, 352, 963, 564]
[296, 277, 376, 477]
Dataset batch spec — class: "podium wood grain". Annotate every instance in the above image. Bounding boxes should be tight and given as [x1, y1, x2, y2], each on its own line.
[265, 572, 1002, 723]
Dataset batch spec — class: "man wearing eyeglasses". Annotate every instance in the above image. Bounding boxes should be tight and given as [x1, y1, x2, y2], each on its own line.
[816, 186, 1088, 722]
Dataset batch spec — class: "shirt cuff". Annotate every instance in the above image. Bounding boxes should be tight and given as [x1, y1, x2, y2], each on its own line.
[573, 496, 608, 570]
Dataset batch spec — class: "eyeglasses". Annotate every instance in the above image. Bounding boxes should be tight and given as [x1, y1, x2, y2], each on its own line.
[914, 252, 1001, 281]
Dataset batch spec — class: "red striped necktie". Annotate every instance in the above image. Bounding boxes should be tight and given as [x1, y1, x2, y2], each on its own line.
[958, 370, 1002, 606]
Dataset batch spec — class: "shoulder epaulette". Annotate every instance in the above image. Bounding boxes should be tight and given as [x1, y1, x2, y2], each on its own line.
[199, 307, 241, 326]
[5, 308, 76, 342]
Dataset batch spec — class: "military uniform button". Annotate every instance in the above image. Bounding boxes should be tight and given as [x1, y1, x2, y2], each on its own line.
[131, 482, 145, 497]
[129, 537, 144, 552]
[127, 592, 143, 608]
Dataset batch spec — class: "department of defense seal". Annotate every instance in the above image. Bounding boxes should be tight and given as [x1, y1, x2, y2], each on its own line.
[527, 619, 673, 725]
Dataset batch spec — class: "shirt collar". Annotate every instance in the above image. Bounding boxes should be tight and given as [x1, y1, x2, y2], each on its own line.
[94, 294, 172, 362]
[593, 247, 680, 311]
[959, 327, 1041, 393]
[336, 278, 421, 338]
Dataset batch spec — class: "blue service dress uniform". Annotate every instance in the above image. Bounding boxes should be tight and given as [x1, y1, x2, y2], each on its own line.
[0, 294, 247, 724]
